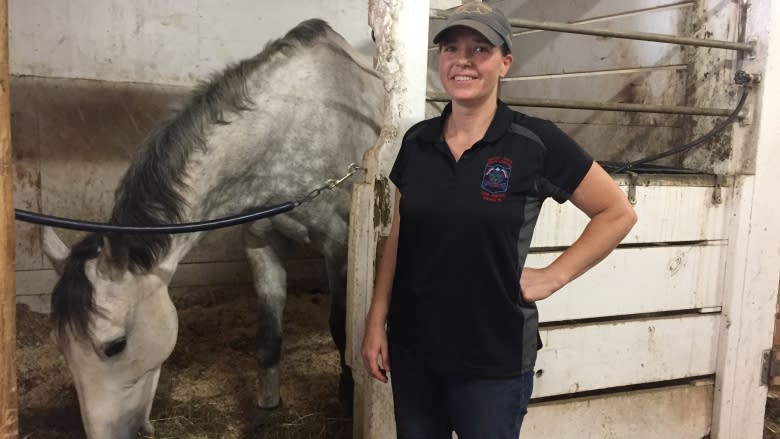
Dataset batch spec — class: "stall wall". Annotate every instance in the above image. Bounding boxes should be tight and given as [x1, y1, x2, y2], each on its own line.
[428, 0, 699, 167]
[9, 0, 374, 310]
[10, 0, 375, 85]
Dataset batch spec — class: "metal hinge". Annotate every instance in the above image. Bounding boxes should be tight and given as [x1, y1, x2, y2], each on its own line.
[761, 348, 780, 385]
[626, 172, 639, 205]
[712, 175, 726, 205]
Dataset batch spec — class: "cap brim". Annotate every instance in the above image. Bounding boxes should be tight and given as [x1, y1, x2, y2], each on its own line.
[433, 19, 505, 48]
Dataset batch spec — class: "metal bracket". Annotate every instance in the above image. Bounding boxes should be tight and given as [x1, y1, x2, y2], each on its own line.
[626, 172, 639, 205]
[761, 349, 780, 386]
[745, 38, 758, 60]
[712, 175, 726, 205]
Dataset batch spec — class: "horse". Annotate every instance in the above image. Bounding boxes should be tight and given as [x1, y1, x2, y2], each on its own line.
[40, 19, 385, 439]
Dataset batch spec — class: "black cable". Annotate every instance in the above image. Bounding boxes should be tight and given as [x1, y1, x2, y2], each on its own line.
[14, 202, 296, 234]
[609, 74, 752, 175]
[598, 162, 704, 175]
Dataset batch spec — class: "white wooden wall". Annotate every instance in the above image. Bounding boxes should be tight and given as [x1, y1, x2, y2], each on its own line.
[9, 0, 374, 86]
[524, 178, 725, 438]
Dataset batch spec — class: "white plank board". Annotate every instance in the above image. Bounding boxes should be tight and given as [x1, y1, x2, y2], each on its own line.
[532, 242, 725, 322]
[523, 383, 713, 438]
[534, 314, 718, 398]
[9, 0, 375, 85]
[532, 182, 729, 248]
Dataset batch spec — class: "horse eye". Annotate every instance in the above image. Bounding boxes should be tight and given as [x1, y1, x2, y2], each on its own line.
[104, 337, 127, 358]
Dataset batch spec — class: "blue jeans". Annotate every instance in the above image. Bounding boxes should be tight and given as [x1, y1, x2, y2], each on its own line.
[389, 344, 534, 439]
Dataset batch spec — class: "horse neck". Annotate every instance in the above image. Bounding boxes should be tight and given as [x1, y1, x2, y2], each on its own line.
[155, 149, 250, 273]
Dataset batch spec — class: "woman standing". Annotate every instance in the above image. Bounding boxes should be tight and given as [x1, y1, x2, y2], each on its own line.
[361, 4, 637, 438]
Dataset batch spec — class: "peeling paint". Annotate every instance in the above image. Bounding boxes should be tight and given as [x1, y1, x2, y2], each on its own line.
[372, 177, 390, 229]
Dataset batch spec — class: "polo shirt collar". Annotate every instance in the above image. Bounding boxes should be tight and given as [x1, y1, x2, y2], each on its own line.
[419, 100, 514, 144]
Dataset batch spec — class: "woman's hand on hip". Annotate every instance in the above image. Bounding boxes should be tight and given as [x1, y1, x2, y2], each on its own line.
[520, 266, 565, 302]
[361, 319, 391, 383]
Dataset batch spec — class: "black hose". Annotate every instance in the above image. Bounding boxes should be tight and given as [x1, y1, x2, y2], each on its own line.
[609, 86, 749, 175]
[14, 202, 296, 234]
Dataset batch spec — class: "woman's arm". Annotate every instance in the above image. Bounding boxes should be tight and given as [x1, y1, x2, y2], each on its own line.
[361, 190, 402, 382]
[521, 162, 637, 302]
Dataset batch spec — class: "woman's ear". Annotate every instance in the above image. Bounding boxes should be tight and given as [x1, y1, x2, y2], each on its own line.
[500, 54, 513, 78]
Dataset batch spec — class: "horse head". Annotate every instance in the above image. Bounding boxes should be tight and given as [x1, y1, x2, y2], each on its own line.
[43, 227, 178, 439]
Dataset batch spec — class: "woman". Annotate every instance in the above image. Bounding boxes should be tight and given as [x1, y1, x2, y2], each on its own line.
[361, 4, 637, 438]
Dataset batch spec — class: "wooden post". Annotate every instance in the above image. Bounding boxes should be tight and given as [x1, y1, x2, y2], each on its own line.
[347, 0, 429, 437]
[710, 1, 780, 437]
[0, 0, 18, 437]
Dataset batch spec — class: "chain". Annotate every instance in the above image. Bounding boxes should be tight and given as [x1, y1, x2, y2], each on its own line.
[295, 163, 365, 206]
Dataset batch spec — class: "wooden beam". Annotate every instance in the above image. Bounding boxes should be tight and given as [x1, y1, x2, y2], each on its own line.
[0, 0, 18, 437]
[711, 1, 780, 437]
[349, 1, 429, 437]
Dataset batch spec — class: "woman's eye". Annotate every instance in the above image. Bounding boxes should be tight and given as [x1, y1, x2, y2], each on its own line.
[104, 337, 127, 358]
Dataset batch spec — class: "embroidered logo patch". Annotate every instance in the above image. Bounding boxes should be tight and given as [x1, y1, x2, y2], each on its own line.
[481, 156, 512, 202]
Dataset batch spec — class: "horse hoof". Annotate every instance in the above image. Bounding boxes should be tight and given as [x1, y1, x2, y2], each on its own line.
[338, 374, 354, 415]
[252, 400, 285, 429]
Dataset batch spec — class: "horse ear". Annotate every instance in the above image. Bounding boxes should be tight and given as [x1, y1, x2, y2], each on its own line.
[41, 226, 70, 275]
[96, 236, 128, 280]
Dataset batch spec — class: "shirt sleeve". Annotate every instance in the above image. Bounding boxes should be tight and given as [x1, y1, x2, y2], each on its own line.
[389, 141, 409, 192]
[389, 120, 427, 192]
[537, 120, 593, 204]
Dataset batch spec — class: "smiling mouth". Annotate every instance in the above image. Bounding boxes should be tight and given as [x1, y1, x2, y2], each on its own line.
[453, 75, 476, 82]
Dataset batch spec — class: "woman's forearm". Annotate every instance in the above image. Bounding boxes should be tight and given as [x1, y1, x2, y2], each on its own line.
[366, 191, 401, 327]
[521, 163, 637, 302]
[546, 204, 637, 289]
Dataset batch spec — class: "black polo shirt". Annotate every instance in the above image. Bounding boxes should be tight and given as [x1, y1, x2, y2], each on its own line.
[387, 101, 592, 378]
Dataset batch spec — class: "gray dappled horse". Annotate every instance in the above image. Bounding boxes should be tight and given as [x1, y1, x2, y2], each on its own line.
[41, 19, 384, 439]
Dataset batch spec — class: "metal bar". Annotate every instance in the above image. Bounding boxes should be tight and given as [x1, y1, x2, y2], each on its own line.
[501, 64, 688, 82]
[430, 9, 754, 52]
[510, 1, 695, 38]
[426, 92, 732, 116]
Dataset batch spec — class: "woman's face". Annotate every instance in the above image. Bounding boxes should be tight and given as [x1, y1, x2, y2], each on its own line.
[438, 26, 513, 106]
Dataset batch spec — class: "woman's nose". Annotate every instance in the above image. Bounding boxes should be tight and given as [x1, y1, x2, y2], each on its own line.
[454, 51, 473, 65]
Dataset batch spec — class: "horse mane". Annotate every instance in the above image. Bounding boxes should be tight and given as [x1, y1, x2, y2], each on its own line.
[50, 234, 102, 338]
[51, 19, 337, 338]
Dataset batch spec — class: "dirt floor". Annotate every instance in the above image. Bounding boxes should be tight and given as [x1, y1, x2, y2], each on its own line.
[15, 283, 780, 439]
[16, 284, 351, 439]
[766, 398, 780, 438]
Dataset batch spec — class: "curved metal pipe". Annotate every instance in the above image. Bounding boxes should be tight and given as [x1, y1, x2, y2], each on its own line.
[427, 92, 734, 116]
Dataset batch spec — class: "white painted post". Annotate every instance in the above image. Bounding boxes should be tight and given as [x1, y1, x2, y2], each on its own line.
[711, 0, 780, 437]
[346, 1, 429, 438]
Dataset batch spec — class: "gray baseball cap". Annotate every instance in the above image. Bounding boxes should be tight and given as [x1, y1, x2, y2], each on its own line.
[433, 3, 513, 54]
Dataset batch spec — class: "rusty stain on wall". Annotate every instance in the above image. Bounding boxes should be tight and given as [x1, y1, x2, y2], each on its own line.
[372, 176, 390, 229]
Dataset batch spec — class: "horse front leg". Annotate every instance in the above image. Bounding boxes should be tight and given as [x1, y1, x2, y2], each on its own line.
[323, 244, 352, 412]
[245, 228, 288, 411]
